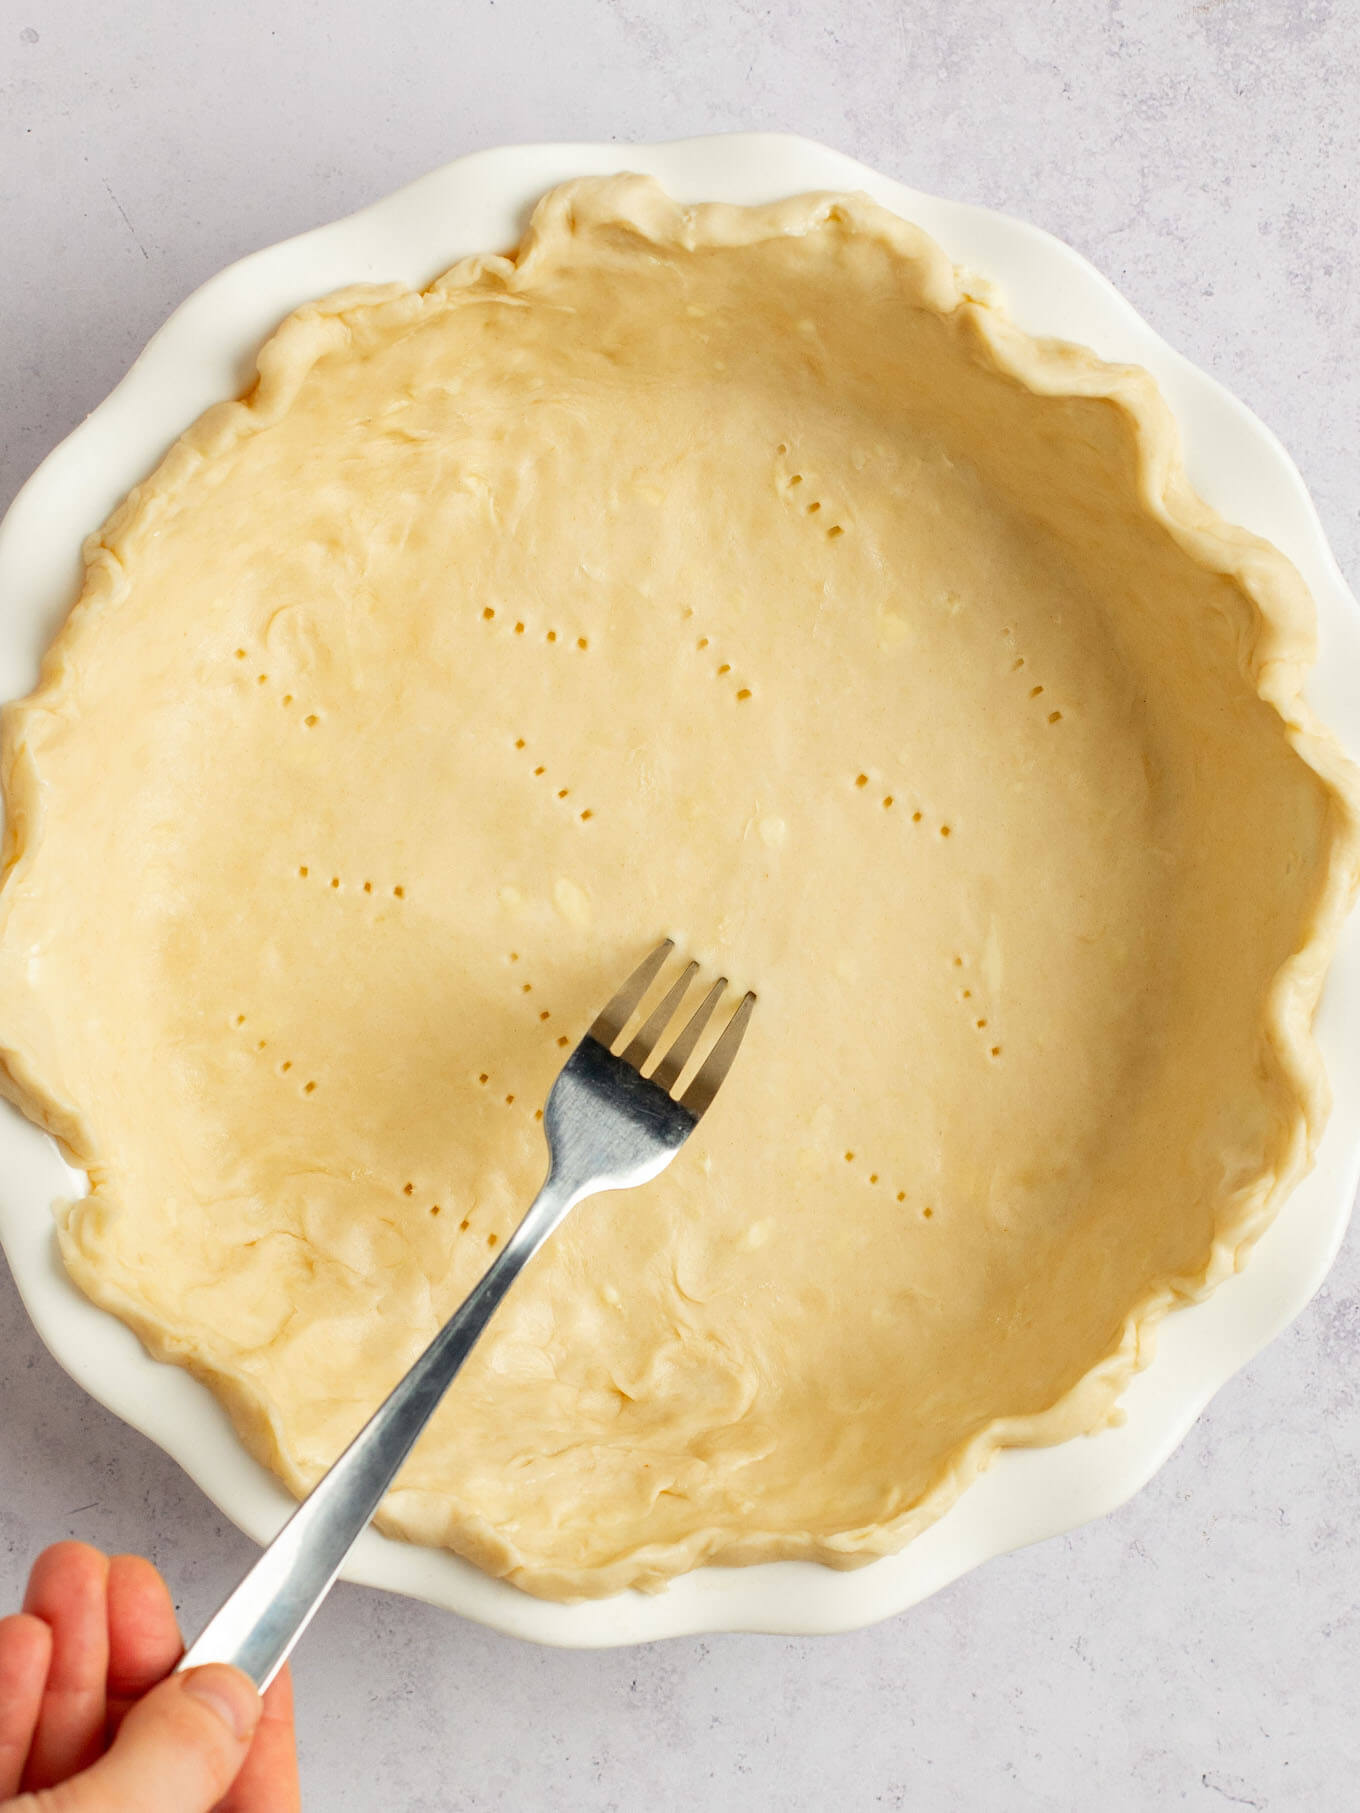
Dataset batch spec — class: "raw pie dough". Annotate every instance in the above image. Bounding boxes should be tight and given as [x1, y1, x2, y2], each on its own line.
[1, 177, 1357, 1600]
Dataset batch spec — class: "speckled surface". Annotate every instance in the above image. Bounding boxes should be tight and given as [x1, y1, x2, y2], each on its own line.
[1, 3, 1358, 1807]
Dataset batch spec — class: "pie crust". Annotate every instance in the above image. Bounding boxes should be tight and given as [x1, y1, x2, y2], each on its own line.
[0, 176, 1356, 1599]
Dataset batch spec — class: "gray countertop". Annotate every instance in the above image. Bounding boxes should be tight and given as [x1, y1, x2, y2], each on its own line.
[2, 3, 1357, 1807]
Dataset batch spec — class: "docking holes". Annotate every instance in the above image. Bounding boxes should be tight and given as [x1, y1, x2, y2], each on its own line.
[690, 632, 754, 705]
[230, 1011, 318, 1097]
[950, 952, 1003, 1061]
[466, 953, 575, 1119]
[852, 773, 953, 837]
[1008, 638, 1064, 727]
[482, 606, 590, 654]
[233, 647, 320, 725]
[296, 865, 408, 901]
[840, 1144, 926, 1215]
[776, 446, 849, 541]
[398, 1179, 485, 1236]
[513, 738, 595, 821]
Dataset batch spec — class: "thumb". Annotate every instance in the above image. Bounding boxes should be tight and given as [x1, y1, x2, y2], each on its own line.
[34, 1665, 262, 1813]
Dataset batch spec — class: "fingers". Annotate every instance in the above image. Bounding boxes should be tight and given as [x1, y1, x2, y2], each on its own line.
[105, 1553, 183, 1732]
[3, 1546, 294, 1813]
[40, 1664, 263, 1813]
[19, 1541, 110, 1790]
[215, 1664, 301, 1813]
[0, 1613, 51, 1798]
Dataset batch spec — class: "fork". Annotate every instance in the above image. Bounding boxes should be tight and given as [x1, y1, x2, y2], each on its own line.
[177, 939, 755, 1688]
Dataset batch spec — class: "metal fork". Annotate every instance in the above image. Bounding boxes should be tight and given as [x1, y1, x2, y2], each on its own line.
[178, 939, 755, 1688]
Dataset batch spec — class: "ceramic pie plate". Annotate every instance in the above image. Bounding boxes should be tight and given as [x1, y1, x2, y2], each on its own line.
[1, 134, 1357, 1648]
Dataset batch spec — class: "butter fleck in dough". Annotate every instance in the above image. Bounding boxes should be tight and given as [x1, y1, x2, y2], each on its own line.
[0, 176, 1356, 1600]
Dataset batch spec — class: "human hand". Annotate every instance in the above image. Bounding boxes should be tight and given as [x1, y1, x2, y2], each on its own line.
[0, 1542, 299, 1811]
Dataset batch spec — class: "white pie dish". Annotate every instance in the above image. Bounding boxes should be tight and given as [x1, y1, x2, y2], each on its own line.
[0, 133, 1357, 1648]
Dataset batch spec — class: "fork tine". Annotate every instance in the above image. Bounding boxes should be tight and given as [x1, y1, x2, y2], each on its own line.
[588, 938, 674, 1050]
[680, 990, 757, 1117]
[649, 976, 727, 1094]
[622, 960, 699, 1069]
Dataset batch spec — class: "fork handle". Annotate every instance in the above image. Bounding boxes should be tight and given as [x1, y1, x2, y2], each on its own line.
[177, 1173, 576, 1689]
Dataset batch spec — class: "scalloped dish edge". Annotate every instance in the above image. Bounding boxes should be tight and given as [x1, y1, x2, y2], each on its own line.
[1, 174, 1358, 1600]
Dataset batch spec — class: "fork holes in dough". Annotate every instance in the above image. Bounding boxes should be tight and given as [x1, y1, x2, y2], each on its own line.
[843, 1144, 906, 1201]
[517, 743, 593, 819]
[693, 635, 750, 700]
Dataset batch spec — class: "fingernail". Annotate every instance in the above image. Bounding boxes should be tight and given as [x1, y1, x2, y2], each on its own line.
[182, 1664, 262, 1742]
